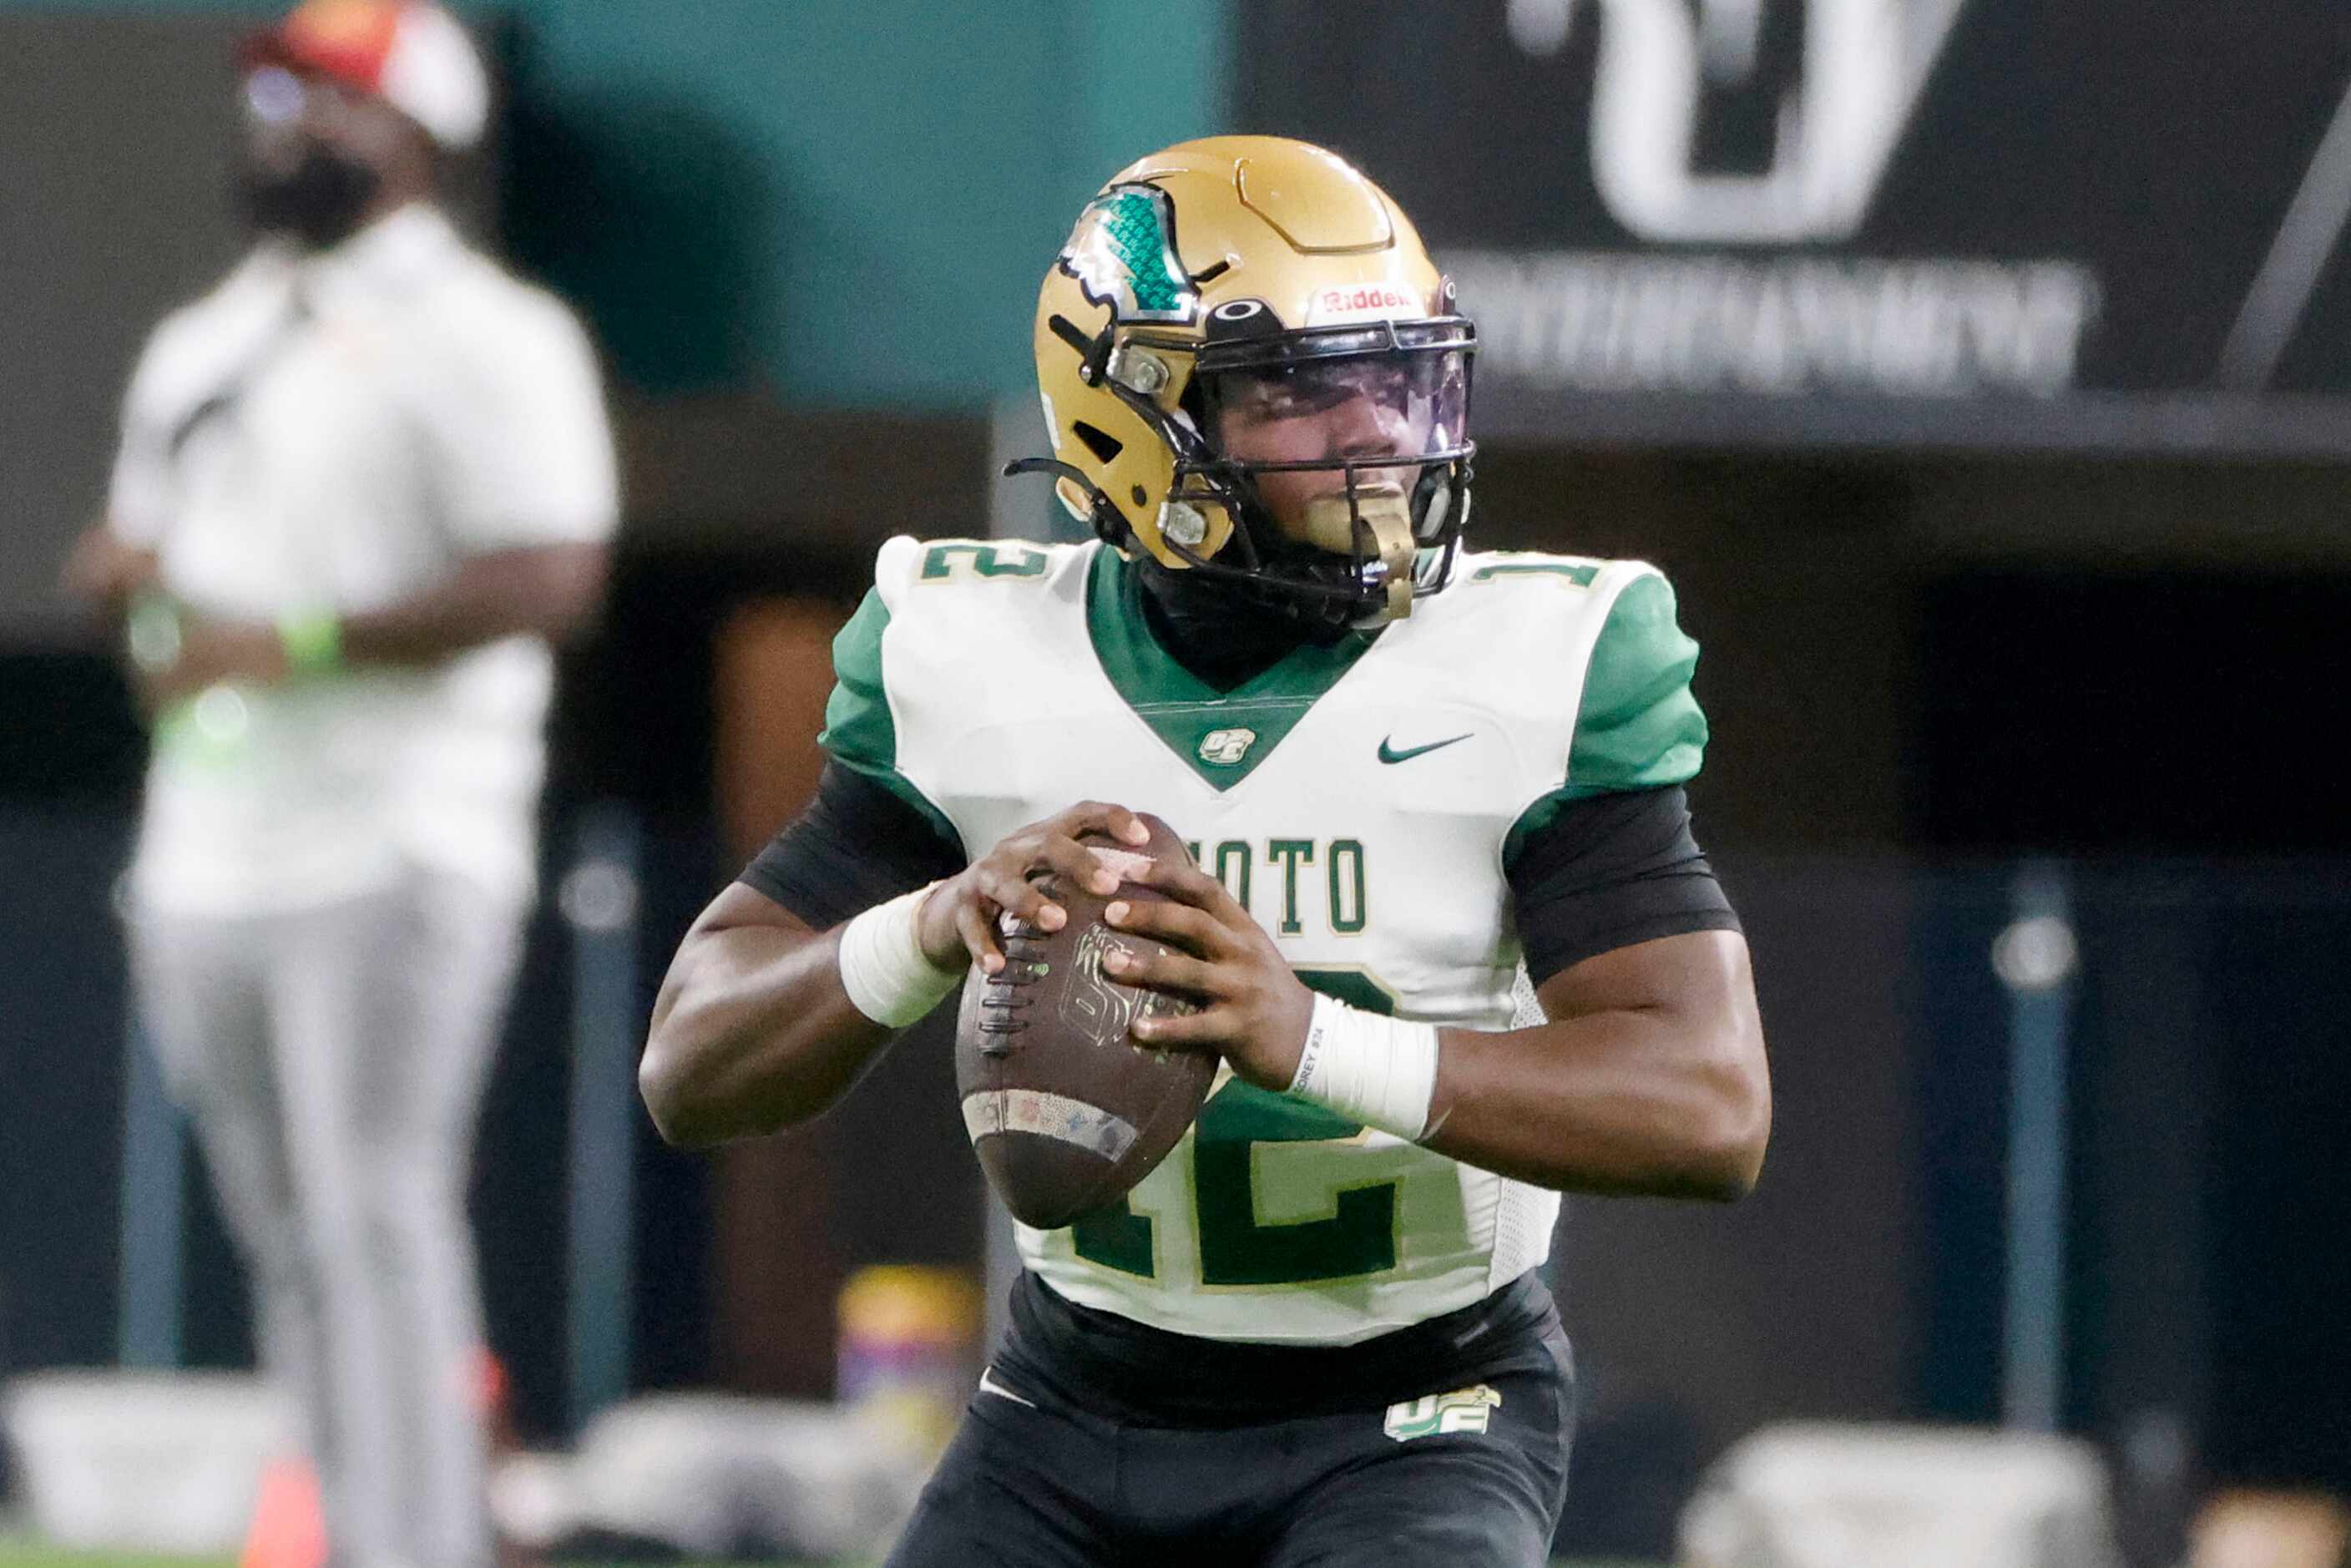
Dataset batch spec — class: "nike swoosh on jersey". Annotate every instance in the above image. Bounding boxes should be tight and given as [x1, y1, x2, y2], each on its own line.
[978, 1368, 1037, 1408]
[1378, 733, 1474, 765]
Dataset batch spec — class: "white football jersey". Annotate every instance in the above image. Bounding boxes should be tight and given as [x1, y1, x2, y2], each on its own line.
[826, 536, 1706, 1344]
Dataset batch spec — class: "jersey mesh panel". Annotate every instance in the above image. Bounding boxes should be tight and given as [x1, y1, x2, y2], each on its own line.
[1488, 964, 1560, 1290]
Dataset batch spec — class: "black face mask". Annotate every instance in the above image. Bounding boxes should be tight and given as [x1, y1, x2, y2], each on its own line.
[238, 145, 381, 250]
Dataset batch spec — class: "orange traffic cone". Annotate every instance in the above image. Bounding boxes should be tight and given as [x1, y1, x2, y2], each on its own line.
[238, 1349, 509, 1568]
[240, 1456, 326, 1568]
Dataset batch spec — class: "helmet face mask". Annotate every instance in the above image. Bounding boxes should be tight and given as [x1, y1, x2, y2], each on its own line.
[1183, 325, 1474, 627]
[1017, 138, 1478, 632]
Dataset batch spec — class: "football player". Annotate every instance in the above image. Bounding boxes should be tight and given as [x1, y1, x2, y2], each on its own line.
[643, 136, 1770, 1567]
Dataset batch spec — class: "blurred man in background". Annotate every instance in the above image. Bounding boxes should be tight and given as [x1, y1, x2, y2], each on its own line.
[61, 2, 618, 1563]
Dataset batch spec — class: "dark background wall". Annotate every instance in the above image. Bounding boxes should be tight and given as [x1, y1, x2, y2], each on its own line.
[1472, 447, 2351, 1501]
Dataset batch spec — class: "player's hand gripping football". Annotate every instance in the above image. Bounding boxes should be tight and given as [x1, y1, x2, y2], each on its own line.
[1098, 858, 1314, 1093]
[913, 801, 1153, 976]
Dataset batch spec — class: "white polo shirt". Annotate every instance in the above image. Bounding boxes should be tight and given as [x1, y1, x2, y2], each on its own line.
[109, 204, 619, 914]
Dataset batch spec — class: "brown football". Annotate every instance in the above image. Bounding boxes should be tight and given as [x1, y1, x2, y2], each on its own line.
[954, 812, 1217, 1230]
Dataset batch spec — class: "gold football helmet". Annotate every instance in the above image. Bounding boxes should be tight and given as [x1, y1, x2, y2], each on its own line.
[1011, 135, 1475, 629]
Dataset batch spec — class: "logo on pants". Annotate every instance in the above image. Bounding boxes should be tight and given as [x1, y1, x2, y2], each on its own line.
[1383, 1383, 1503, 1441]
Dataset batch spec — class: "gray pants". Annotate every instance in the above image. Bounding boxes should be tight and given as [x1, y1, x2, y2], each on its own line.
[131, 869, 524, 1568]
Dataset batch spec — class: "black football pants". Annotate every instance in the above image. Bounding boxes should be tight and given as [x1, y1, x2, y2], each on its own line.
[882, 1323, 1575, 1567]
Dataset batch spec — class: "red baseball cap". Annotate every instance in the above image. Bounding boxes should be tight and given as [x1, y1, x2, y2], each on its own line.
[243, 0, 488, 150]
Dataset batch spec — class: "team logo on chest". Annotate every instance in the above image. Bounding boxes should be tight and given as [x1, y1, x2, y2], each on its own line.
[1196, 727, 1257, 766]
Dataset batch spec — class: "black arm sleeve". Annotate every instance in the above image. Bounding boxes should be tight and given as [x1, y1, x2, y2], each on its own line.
[736, 761, 968, 930]
[1505, 785, 1742, 987]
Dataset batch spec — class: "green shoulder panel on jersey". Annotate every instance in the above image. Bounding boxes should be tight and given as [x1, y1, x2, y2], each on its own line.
[1502, 569, 1707, 872]
[816, 552, 967, 855]
[1086, 546, 1381, 790]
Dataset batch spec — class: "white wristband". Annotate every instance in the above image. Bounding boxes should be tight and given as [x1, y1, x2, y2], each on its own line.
[1287, 994, 1441, 1142]
[837, 883, 962, 1028]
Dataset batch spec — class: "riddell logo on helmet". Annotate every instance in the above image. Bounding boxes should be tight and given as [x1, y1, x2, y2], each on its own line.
[1309, 284, 1418, 323]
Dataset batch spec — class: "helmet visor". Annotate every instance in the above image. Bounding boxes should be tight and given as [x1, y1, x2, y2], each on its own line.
[1199, 346, 1470, 475]
[1194, 345, 1471, 548]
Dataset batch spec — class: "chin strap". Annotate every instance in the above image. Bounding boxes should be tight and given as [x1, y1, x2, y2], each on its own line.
[999, 455, 1102, 491]
[1000, 457, 1134, 550]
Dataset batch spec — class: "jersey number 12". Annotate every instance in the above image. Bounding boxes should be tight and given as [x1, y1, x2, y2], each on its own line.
[1069, 969, 1401, 1286]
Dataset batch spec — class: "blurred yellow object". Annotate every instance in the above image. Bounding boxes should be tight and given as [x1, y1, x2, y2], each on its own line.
[839, 1264, 981, 1345]
[837, 1266, 982, 1459]
[2190, 1489, 2351, 1568]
